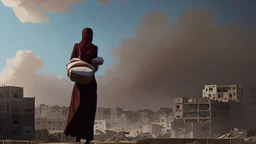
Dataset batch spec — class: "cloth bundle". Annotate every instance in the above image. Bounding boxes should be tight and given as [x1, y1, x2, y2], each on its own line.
[92, 57, 104, 66]
[66, 57, 104, 84]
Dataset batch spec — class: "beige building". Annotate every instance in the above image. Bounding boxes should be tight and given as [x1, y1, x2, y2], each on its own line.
[202, 84, 242, 102]
[95, 107, 111, 120]
[202, 84, 256, 130]
[173, 97, 233, 137]
[138, 109, 154, 124]
[94, 120, 111, 134]
[35, 104, 69, 119]
[35, 104, 69, 133]
[0, 86, 35, 140]
[35, 117, 67, 132]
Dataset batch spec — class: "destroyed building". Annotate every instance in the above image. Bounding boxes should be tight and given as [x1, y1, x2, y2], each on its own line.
[173, 97, 240, 137]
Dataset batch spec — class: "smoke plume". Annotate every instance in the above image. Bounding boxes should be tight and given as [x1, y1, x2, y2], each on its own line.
[97, 8, 256, 110]
[0, 8, 255, 110]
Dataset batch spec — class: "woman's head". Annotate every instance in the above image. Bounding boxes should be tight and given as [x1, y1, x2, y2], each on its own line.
[81, 27, 93, 44]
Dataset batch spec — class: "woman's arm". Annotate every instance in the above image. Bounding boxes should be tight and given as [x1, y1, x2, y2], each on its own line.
[94, 46, 98, 58]
[70, 44, 78, 60]
[94, 46, 99, 71]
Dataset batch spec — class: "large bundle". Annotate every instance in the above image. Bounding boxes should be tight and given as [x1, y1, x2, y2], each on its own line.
[66, 58, 95, 84]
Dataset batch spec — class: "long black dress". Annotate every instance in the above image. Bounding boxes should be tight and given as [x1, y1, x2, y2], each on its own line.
[64, 43, 98, 141]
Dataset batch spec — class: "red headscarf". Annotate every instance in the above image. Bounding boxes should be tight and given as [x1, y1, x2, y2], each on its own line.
[78, 28, 94, 61]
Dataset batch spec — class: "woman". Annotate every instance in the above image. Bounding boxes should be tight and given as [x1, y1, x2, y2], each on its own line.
[64, 27, 98, 144]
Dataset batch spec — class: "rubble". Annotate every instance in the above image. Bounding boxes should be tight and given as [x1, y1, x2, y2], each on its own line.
[245, 136, 256, 143]
[217, 128, 247, 139]
[104, 132, 129, 143]
[134, 132, 155, 140]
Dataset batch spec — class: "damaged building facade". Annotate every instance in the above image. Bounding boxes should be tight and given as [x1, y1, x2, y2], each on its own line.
[0, 86, 35, 140]
[35, 104, 69, 133]
[173, 97, 234, 137]
[202, 84, 256, 130]
[173, 84, 256, 138]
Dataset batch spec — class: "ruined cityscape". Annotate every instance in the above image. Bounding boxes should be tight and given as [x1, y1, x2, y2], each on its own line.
[0, 84, 256, 144]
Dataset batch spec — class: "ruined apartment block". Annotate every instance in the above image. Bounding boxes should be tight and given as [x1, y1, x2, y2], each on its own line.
[0, 86, 35, 140]
[202, 84, 242, 102]
[202, 84, 256, 129]
[35, 104, 69, 133]
[174, 97, 232, 137]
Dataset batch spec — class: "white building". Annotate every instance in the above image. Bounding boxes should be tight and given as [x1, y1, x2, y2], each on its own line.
[94, 120, 110, 134]
[138, 109, 154, 124]
[95, 108, 111, 120]
[35, 104, 69, 120]
[121, 111, 140, 124]
[110, 107, 123, 122]
[159, 114, 173, 134]
[128, 124, 151, 137]
[35, 117, 67, 132]
[0, 86, 35, 140]
[35, 104, 69, 133]
[202, 84, 241, 102]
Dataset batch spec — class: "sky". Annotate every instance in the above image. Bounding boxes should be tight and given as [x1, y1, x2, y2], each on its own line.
[0, 0, 255, 110]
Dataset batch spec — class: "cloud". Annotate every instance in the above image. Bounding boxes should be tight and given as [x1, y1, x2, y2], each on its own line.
[1, 8, 255, 110]
[1, 0, 126, 23]
[96, 8, 256, 110]
[0, 50, 73, 106]
[1, 0, 85, 23]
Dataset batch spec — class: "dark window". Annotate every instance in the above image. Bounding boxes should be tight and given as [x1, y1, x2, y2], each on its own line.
[13, 93, 18, 98]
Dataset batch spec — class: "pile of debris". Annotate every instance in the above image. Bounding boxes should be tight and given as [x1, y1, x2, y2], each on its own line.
[157, 132, 172, 139]
[134, 132, 155, 140]
[245, 129, 256, 143]
[217, 128, 256, 143]
[104, 132, 129, 143]
[217, 128, 247, 139]
[245, 136, 256, 143]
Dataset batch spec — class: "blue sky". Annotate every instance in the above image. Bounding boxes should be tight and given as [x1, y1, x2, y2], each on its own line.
[0, 0, 255, 78]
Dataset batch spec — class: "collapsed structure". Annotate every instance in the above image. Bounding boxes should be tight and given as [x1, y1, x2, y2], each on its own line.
[173, 84, 256, 138]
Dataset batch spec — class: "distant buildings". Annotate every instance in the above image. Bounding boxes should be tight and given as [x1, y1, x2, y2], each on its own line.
[93, 107, 174, 138]
[0, 86, 35, 140]
[31, 83, 256, 140]
[35, 104, 69, 133]
[94, 120, 111, 134]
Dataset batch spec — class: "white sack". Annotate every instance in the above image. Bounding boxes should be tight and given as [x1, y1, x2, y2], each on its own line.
[66, 58, 95, 84]
[92, 57, 104, 66]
